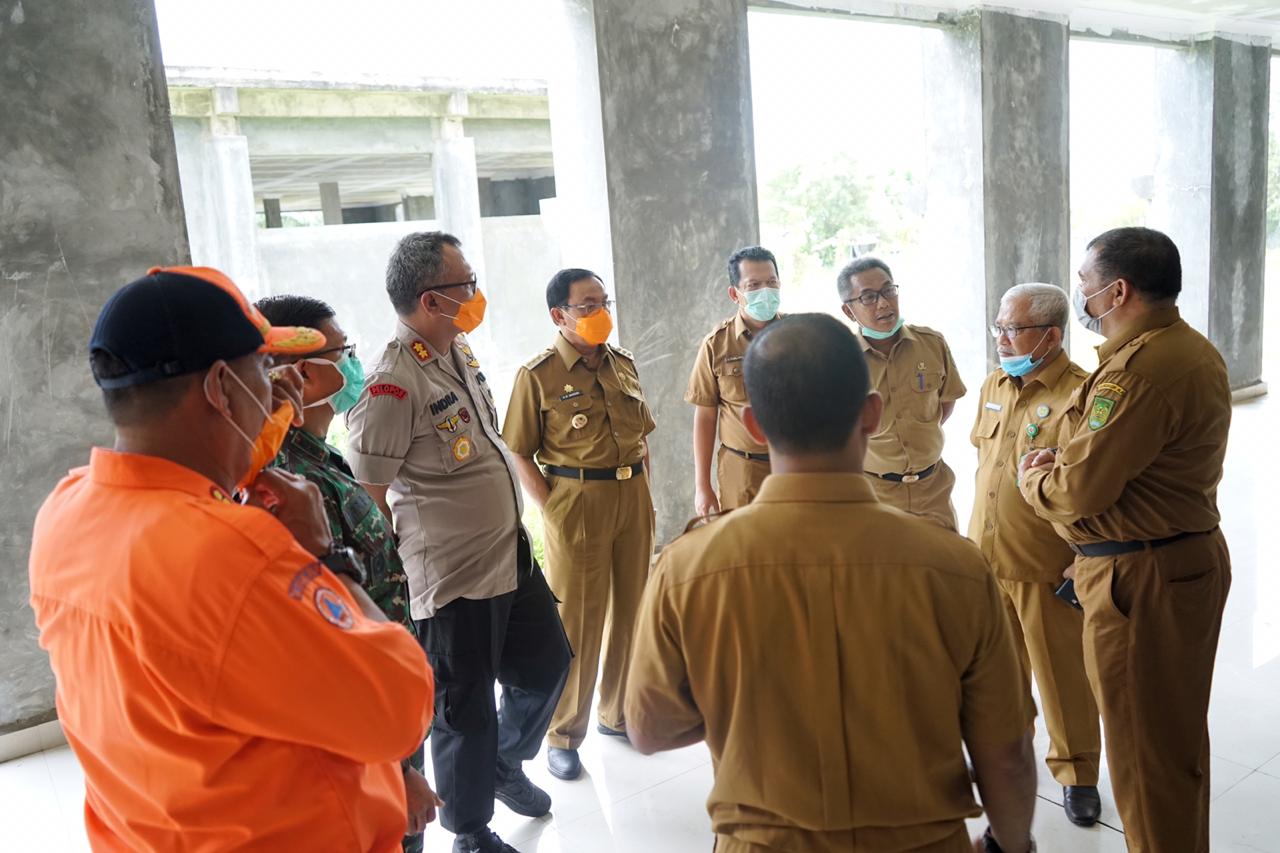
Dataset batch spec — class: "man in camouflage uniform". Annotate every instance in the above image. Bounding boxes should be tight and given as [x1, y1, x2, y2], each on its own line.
[258, 294, 435, 853]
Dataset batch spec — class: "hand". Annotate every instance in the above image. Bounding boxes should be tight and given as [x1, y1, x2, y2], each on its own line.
[246, 468, 333, 556]
[404, 768, 444, 836]
[1018, 447, 1056, 479]
[269, 364, 306, 427]
[694, 485, 720, 518]
[1063, 564, 1077, 580]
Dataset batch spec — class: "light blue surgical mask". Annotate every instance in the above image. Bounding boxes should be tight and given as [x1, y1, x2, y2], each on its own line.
[860, 316, 905, 340]
[999, 329, 1051, 378]
[304, 353, 365, 414]
[741, 287, 781, 322]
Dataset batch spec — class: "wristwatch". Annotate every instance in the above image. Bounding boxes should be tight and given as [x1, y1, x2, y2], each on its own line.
[319, 545, 367, 587]
[982, 827, 1036, 853]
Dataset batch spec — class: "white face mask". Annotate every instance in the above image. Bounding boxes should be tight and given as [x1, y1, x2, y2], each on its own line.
[1073, 279, 1120, 335]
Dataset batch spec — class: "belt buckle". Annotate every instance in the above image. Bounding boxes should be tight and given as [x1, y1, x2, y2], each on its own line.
[901, 473, 920, 484]
[615, 465, 633, 481]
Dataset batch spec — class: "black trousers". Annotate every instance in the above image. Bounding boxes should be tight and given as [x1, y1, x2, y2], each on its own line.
[418, 531, 571, 835]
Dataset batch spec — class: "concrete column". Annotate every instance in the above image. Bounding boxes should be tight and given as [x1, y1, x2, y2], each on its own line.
[402, 194, 434, 220]
[1154, 36, 1270, 391]
[0, 0, 189, 735]
[319, 181, 343, 226]
[263, 198, 283, 228]
[560, 0, 758, 542]
[432, 117, 487, 284]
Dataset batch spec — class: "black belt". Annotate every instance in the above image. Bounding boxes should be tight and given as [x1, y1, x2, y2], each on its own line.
[1069, 529, 1211, 558]
[871, 462, 938, 484]
[722, 445, 770, 462]
[544, 463, 644, 482]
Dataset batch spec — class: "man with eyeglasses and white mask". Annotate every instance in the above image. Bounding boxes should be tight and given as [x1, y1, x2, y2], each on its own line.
[346, 232, 572, 853]
[837, 256, 966, 529]
[969, 283, 1103, 831]
[503, 268, 656, 782]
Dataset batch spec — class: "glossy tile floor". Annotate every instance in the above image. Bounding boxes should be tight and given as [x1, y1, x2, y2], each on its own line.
[3, 392, 1277, 852]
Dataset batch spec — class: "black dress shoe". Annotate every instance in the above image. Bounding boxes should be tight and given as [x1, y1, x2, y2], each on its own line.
[1064, 785, 1101, 827]
[548, 746, 582, 780]
[453, 828, 518, 853]
[597, 722, 628, 738]
[495, 757, 552, 817]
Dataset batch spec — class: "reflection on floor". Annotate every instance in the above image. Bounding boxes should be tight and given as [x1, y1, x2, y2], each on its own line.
[2, 393, 1277, 852]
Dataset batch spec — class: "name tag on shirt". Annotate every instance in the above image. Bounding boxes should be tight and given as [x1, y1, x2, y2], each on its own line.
[984, 401, 1003, 412]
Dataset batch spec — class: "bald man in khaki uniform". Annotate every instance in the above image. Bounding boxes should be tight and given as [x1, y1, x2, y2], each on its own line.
[686, 246, 784, 517]
[503, 268, 655, 782]
[838, 258, 965, 529]
[971, 283, 1102, 829]
[630, 314, 1039, 853]
[1020, 228, 1231, 853]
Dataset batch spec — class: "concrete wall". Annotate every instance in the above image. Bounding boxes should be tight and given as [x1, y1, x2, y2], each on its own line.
[0, 0, 189, 733]
[255, 216, 560, 418]
[591, 0, 760, 543]
[480, 177, 557, 217]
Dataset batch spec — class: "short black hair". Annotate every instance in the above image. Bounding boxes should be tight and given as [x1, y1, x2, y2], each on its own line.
[386, 231, 462, 314]
[1086, 227, 1181, 301]
[90, 349, 198, 427]
[743, 314, 870, 454]
[836, 256, 893, 302]
[727, 246, 778, 286]
[256, 294, 336, 331]
[546, 268, 603, 311]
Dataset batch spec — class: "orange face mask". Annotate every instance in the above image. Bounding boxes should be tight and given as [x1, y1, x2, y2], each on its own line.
[235, 402, 294, 493]
[572, 307, 613, 346]
[436, 288, 487, 334]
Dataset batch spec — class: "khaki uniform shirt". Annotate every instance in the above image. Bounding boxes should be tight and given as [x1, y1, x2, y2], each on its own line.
[858, 325, 965, 476]
[502, 333, 656, 468]
[969, 350, 1089, 583]
[626, 473, 1034, 851]
[346, 322, 523, 619]
[1020, 307, 1231, 543]
[685, 313, 770, 455]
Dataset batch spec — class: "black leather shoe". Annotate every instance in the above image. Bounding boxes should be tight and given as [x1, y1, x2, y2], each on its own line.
[597, 723, 627, 738]
[495, 758, 552, 817]
[548, 747, 581, 780]
[1064, 785, 1101, 827]
[453, 828, 518, 853]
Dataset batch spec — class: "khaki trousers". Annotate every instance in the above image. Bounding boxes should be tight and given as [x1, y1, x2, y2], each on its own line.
[542, 472, 654, 749]
[716, 444, 770, 510]
[866, 459, 958, 531]
[996, 578, 1101, 786]
[1074, 528, 1231, 853]
[713, 823, 970, 852]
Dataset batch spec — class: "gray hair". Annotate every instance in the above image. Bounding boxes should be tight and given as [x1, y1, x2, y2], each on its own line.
[386, 231, 461, 314]
[1002, 282, 1069, 330]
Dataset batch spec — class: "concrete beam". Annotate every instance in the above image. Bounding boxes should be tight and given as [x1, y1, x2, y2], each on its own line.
[168, 86, 550, 121]
[0, 0, 189, 734]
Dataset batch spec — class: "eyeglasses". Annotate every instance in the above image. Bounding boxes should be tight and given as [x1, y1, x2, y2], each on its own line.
[846, 284, 899, 307]
[312, 343, 357, 359]
[561, 299, 614, 315]
[989, 324, 1053, 340]
[736, 280, 780, 292]
[423, 277, 478, 298]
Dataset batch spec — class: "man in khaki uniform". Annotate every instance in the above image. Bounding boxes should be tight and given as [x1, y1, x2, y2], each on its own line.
[837, 257, 965, 529]
[686, 246, 783, 517]
[970, 283, 1102, 828]
[346, 232, 571, 853]
[1019, 228, 1231, 853]
[629, 314, 1039, 853]
[502, 268, 656, 782]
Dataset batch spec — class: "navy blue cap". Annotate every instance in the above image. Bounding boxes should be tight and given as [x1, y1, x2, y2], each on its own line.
[89, 266, 325, 390]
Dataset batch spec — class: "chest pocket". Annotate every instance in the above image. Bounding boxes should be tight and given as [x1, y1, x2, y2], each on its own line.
[545, 393, 597, 447]
[973, 411, 1001, 445]
[714, 358, 748, 406]
[907, 367, 945, 421]
[430, 403, 482, 473]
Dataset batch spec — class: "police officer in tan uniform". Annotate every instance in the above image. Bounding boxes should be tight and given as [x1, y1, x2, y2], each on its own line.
[502, 268, 656, 783]
[971, 283, 1102, 829]
[1019, 228, 1231, 853]
[686, 246, 783, 517]
[629, 313, 1039, 853]
[837, 257, 966, 529]
[346, 232, 571, 853]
